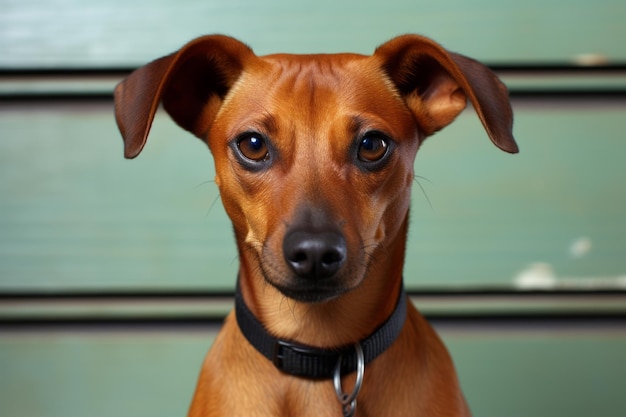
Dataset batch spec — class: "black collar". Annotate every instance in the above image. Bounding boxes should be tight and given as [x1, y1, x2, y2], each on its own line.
[235, 282, 407, 379]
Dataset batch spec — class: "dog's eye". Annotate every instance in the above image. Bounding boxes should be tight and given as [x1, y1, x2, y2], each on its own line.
[358, 134, 389, 163]
[237, 133, 269, 162]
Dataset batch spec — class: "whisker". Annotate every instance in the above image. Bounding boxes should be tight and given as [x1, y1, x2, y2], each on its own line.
[414, 174, 432, 184]
[193, 178, 222, 217]
[413, 175, 433, 211]
[205, 193, 222, 216]
[194, 179, 215, 189]
[283, 296, 300, 323]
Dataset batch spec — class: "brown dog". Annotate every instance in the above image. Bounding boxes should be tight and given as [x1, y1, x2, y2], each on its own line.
[114, 34, 517, 417]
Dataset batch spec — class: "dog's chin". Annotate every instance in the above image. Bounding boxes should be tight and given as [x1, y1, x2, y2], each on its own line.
[268, 280, 351, 304]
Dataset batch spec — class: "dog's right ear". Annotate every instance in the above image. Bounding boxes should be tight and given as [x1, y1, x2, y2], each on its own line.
[114, 35, 254, 158]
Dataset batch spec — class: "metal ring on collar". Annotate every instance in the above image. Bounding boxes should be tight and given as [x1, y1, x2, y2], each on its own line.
[333, 343, 365, 407]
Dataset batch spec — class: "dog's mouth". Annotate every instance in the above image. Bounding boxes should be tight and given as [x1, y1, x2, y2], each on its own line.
[268, 278, 351, 303]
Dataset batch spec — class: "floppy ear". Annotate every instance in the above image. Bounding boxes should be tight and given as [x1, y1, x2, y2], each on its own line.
[114, 35, 254, 158]
[375, 34, 518, 153]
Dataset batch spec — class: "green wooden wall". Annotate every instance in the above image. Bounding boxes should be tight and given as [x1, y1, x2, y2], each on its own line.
[1, 101, 625, 291]
[1, 1, 625, 417]
[2, 326, 625, 417]
[1, 0, 625, 66]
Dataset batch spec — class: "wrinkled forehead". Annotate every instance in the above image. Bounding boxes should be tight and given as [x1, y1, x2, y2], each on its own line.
[259, 53, 379, 95]
[215, 53, 417, 139]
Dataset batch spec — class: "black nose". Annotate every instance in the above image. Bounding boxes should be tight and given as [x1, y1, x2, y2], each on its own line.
[283, 230, 347, 279]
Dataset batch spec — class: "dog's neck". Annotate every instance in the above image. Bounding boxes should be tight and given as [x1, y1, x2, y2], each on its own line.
[239, 274, 404, 348]
[237, 218, 408, 349]
[234, 276, 407, 379]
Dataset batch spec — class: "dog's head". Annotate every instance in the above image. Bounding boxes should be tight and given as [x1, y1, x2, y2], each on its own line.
[115, 35, 517, 303]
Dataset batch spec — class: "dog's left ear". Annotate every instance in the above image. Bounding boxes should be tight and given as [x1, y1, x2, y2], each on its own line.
[375, 34, 518, 153]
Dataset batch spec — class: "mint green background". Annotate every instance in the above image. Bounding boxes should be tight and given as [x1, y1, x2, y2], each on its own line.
[1, 102, 624, 291]
[1, 327, 625, 417]
[1, 0, 625, 67]
[1, 1, 626, 417]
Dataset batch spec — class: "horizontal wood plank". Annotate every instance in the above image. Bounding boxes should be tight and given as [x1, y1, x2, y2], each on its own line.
[1, 0, 625, 67]
[1, 99, 624, 291]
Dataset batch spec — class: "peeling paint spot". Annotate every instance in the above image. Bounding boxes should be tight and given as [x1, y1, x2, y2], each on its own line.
[514, 263, 557, 290]
[569, 237, 592, 258]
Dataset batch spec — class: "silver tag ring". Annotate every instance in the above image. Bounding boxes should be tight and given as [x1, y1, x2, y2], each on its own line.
[333, 343, 365, 406]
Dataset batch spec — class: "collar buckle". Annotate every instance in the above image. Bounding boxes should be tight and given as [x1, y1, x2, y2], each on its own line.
[272, 339, 336, 374]
[272, 339, 297, 369]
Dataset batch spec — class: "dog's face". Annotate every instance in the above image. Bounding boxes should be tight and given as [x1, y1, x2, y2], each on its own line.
[208, 54, 421, 302]
[114, 34, 517, 304]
